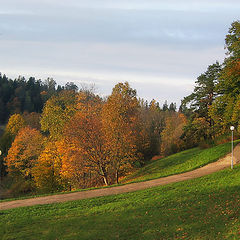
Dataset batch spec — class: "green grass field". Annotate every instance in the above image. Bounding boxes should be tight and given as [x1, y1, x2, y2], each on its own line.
[123, 141, 239, 183]
[0, 165, 239, 239]
[0, 142, 240, 239]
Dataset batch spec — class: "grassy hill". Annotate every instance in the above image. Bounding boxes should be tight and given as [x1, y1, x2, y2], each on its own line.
[123, 141, 239, 183]
[0, 142, 239, 239]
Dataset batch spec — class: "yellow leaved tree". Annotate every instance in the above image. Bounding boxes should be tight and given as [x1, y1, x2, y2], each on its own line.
[102, 82, 141, 184]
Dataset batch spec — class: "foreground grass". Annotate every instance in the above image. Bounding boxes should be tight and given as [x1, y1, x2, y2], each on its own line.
[123, 141, 239, 183]
[0, 164, 240, 239]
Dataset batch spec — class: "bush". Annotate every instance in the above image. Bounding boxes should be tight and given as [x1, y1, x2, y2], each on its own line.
[1, 176, 36, 199]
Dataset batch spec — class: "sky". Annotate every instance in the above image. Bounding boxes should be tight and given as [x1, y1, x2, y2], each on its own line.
[0, 0, 239, 106]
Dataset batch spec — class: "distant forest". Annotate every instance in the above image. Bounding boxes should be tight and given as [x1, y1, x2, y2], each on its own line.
[0, 74, 78, 124]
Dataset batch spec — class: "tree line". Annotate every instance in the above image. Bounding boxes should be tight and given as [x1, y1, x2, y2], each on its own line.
[0, 74, 78, 124]
[0, 20, 239, 197]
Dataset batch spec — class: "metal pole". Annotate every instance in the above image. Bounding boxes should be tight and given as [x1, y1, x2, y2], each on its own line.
[231, 130, 233, 169]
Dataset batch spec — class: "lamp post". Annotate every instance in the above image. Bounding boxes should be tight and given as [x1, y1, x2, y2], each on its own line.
[230, 126, 234, 169]
[0, 150, 2, 181]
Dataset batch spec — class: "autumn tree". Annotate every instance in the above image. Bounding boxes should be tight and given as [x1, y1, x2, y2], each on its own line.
[102, 82, 141, 184]
[40, 90, 77, 140]
[136, 99, 165, 161]
[23, 112, 41, 130]
[32, 141, 63, 192]
[0, 114, 26, 178]
[161, 113, 187, 155]
[62, 95, 111, 186]
[5, 127, 45, 178]
[6, 113, 25, 137]
[59, 139, 89, 189]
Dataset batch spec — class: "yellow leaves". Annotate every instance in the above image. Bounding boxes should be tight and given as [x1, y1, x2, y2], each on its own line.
[5, 126, 45, 177]
[32, 141, 63, 190]
[40, 91, 77, 140]
[6, 114, 25, 136]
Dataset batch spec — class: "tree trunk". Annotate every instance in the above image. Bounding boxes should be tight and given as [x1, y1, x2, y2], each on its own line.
[101, 166, 108, 186]
[115, 169, 119, 184]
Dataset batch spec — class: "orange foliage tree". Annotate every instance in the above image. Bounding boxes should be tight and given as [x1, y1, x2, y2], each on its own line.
[5, 126, 45, 178]
[62, 95, 111, 186]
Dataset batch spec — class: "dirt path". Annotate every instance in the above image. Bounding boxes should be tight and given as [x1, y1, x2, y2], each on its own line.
[1, 145, 240, 211]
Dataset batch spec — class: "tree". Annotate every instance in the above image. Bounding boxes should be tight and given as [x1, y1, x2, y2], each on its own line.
[161, 113, 187, 155]
[62, 95, 111, 186]
[225, 21, 240, 58]
[102, 82, 141, 184]
[182, 62, 221, 120]
[0, 73, 62, 124]
[209, 21, 240, 133]
[169, 102, 176, 112]
[23, 112, 41, 130]
[32, 141, 63, 192]
[137, 99, 165, 161]
[0, 114, 25, 178]
[162, 100, 168, 111]
[6, 113, 25, 137]
[180, 62, 222, 143]
[5, 127, 45, 178]
[40, 90, 77, 140]
[65, 82, 78, 92]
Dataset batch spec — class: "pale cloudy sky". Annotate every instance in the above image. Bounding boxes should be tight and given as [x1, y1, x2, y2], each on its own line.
[0, 0, 239, 105]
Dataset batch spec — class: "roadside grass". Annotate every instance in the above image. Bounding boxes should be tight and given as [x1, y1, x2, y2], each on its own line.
[123, 140, 240, 183]
[0, 164, 239, 239]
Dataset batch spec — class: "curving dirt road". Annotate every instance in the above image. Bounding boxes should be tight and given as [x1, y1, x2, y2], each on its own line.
[1, 144, 240, 211]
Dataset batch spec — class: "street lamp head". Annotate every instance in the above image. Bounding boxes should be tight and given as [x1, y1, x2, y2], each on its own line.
[230, 126, 235, 131]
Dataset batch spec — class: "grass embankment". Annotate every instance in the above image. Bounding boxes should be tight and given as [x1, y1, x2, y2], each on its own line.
[0, 165, 240, 239]
[123, 141, 239, 183]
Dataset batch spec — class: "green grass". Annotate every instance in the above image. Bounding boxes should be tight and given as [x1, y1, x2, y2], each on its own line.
[0, 164, 240, 239]
[123, 141, 240, 183]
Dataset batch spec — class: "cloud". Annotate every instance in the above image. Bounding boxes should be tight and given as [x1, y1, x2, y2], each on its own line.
[0, 0, 239, 104]
[5, 0, 238, 12]
[0, 6, 234, 49]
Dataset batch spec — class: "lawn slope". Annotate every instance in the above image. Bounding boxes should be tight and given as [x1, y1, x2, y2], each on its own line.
[123, 141, 239, 183]
[0, 165, 239, 239]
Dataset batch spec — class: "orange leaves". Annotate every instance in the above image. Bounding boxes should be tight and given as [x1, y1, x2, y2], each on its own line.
[5, 126, 45, 177]
[62, 95, 110, 186]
